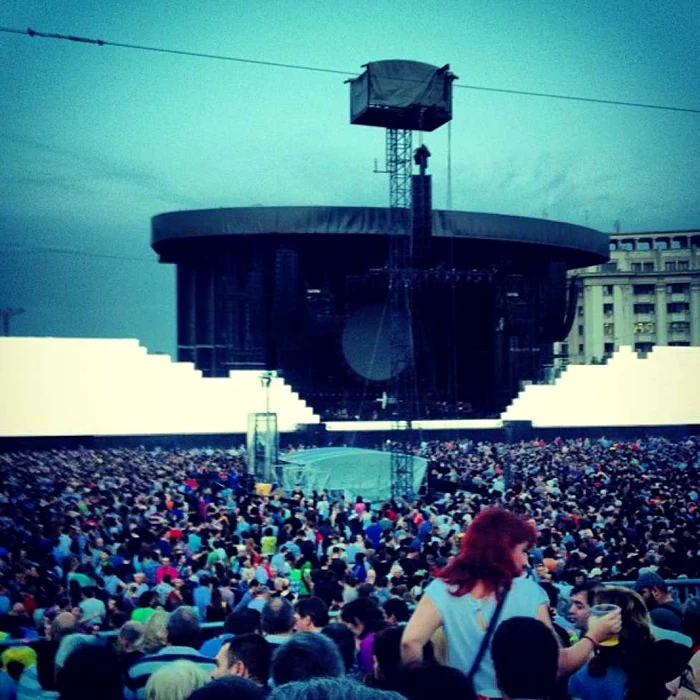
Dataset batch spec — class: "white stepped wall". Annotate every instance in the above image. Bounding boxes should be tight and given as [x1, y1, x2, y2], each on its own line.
[501, 346, 700, 427]
[0, 337, 319, 437]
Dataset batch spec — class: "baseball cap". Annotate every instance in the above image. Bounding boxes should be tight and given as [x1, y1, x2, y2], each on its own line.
[633, 571, 667, 593]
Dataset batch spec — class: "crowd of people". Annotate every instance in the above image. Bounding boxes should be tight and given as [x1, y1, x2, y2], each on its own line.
[0, 435, 698, 699]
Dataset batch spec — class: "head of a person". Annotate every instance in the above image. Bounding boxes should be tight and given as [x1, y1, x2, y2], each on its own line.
[58, 644, 123, 700]
[189, 677, 266, 700]
[270, 632, 344, 687]
[569, 581, 603, 631]
[117, 621, 144, 653]
[592, 586, 652, 647]
[372, 626, 405, 686]
[435, 508, 537, 596]
[667, 649, 700, 698]
[340, 597, 386, 639]
[50, 612, 80, 642]
[633, 571, 668, 609]
[492, 617, 559, 700]
[269, 677, 405, 700]
[166, 606, 201, 648]
[394, 663, 477, 700]
[262, 597, 295, 636]
[144, 660, 210, 700]
[140, 610, 170, 654]
[294, 597, 329, 633]
[224, 609, 261, 636]
[383, 598, 410, 626]
[213, 634, 272, 687]
[321, 623, 357, 673]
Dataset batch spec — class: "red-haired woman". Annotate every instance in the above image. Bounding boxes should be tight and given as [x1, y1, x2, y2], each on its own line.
[401, 508, 621, 698]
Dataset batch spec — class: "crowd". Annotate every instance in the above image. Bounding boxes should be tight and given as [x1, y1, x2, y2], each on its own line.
[0, 435, 698, 699]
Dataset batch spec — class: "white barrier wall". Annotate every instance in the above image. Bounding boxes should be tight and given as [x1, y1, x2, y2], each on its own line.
[0, 337, 319, 437]
[501, 346, 700, 427]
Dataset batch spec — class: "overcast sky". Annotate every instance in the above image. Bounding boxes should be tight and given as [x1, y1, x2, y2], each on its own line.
[1, 0, 698, 355]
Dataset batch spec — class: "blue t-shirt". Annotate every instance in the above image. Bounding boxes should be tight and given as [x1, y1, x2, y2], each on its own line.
[568, 663, 628, 700]
[425, 575, 548, 697]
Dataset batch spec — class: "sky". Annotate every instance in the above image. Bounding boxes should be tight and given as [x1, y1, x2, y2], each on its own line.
[1, 0, 698, 356]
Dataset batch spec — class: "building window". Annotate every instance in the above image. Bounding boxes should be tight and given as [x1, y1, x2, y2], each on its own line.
[669, 341, 690, 347]
[603, 303, 614, 316]
[653, 240, 669, 250]
[609, 241, 618, 251]
[667, 283, 690, 294]
[578, 344, 584, 354]
[635, 342, 654, 355]
[667, 302, 690, 313]
[577, 306, 584, 317]
[633, 284, 655, 295]
[634, 321, 655, 334]
[560, 343, 569, 356]
[633, 303, 655, 314]
[671, 239, 687, 250]
[665, 261, 677, 272]
[643, 262, 654, 272]
[668, 322, 690, 334]
[603, 284, 613, 296]
[678, 260, 689, 271]
[601, 261, 618, 272]
[604, 342, 615, 354]
[631, 262, 642, 273]
[578, 324, 584, 336]
[621, 242, 634, 251]
[603, 323, 614, 335]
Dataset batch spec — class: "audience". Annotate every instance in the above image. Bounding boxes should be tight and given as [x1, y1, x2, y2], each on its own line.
[212, 634, 271, 688]
[270, 632, 344, 687]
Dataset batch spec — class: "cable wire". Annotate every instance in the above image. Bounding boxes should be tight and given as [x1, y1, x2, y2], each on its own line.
[1, 26, 698, 114]
[0, 242, 157, 263]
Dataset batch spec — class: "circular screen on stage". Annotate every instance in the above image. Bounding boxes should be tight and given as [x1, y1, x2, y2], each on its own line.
[341, 303, 411, 381]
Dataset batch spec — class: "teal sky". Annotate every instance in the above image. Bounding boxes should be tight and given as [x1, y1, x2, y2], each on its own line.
[1, 0, 698, 355]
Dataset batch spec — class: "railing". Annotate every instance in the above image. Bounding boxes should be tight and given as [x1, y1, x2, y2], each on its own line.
[605, 578, 700, 604]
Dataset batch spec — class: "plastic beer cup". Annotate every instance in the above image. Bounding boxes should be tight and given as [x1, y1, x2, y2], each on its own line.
[589, 603, 620, 647]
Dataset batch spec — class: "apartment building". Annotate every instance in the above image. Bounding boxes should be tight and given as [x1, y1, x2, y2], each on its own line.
[557, 229, 700, 365]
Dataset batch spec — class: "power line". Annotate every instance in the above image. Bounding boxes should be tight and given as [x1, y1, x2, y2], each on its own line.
[0, 242, 156, 263]
[1, 25, 698, 115]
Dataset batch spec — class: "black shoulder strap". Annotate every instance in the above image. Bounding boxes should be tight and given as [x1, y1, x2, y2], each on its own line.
[466, 590, 508, 683]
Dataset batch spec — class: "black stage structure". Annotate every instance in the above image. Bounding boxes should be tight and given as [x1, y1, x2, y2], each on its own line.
[151, 206, 608, 419]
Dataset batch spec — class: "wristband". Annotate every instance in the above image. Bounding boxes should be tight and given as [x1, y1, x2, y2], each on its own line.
[582, 634, 598, 649]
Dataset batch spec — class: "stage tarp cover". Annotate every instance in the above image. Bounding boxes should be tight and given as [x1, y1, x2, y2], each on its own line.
[279, 447, 427, 501]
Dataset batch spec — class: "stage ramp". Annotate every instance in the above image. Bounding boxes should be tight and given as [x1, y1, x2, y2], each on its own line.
[279, 447, 427, 502]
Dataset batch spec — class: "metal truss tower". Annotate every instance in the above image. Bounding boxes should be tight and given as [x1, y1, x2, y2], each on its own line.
[386, 128, 417, 500]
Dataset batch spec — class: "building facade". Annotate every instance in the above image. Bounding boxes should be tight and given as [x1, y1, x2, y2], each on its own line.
[558, 229, 700, 365]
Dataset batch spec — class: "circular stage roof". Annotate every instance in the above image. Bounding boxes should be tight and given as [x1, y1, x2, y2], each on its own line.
[152, 206, 608, 267]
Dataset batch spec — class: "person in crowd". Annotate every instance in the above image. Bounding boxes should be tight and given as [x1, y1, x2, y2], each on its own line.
[683, 596, 700, 652]
[262, 598, 295, 650]
[491, 617, 559, 700]
[270, 632, 345, 688]
[568, 582, 603, 636]
[340, 597, 388, 679]
[138, 610, 170, 655]
[568, 586, 691, 700]
[269, 676, 404, 700]
[666, 648, 700, 697]
[294, 597, 329, 634]
[189, 676, 266, 700]
[15, 611, 80, 699]
[401, 508, 621, 698]
[0, 645, 37, 700]
[127, 607, 215, 699]
[371, 626, 405, 690]
[57, 645, 123, 700]
[115, 621, 144, 682]
[634, 571, 684, 632]
[211, 633, 271, 688]
[143, 660, 210, 700]
[383, 598, 410, 626]
[321, 623, 357, 675]
[393, 663, 477, 700]
[198, 608, 259, 659]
